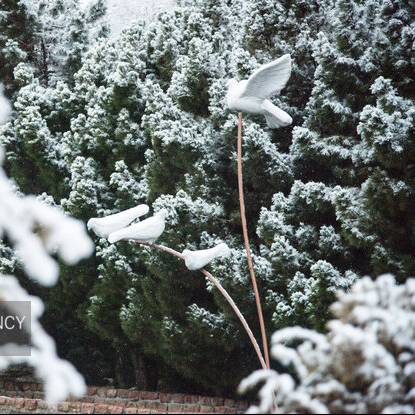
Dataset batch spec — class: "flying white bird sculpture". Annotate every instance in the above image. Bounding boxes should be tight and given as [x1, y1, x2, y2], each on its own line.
[182, 243, 231, 271]
[108, 209, 168, 244]
[226, 54, 292, 128]
[88, 204, 149, 238]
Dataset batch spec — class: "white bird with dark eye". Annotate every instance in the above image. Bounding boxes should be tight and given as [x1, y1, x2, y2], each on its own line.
[182, 243, 231, 271]
[87, 204, 150, 238]
[108, 209, 168, 244]
[226, 54, 293, 128]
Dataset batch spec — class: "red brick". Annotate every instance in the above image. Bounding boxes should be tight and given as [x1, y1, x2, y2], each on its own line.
[97, 388, 108, 398]
[25, 399, 38, 411]
[183, 395, 199, 404]
[182, 404, 201, 413]
[69, 401, 82, 411]
[57, 402, 70, 412]
[214, 407, 229, 413]
[128, 390, 140, 400]
[15, 398, 25, 409]
[94, 398, 120, 406]
[0, 396, 15, 406]
[199, 396, 218, 406]
[81, 403, 95, 414]
[5, 398, 16, 406]
[107, 405, 123, 414]
[200, 405, 215, 413]
[81, 396, 96, 403]
[117, 389, 130, 399]
[171, 394, 186, 404]
[124, 408, 138, 414]
[144, 402, 168, 411]
[168, 403, 185, 413]
[159, 393, 171, 403]
[106, 389, 117, 398]
[95, 403, 108, 414]
[140, 391, 159, 401]
[87, 387, 98, 396]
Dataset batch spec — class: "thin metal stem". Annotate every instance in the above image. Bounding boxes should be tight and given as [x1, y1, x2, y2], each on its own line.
[237, 112, 270, 369]
[131, 241, 267, 370]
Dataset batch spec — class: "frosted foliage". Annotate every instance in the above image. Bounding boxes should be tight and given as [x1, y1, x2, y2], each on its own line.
[240, 275, 415, 414]
[0, 152, 93, 286]
[19, 0, 108, 87]
[0, 277, 86, 404]
[0, 87, 93, 404]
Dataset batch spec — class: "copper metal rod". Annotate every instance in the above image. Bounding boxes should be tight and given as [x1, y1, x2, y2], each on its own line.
[237, 112, 270, 368]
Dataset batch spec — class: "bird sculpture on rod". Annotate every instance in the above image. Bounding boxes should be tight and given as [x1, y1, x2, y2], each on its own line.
[226, 54, 293, 369]
[182, 243, 231, 271]
[88, 206, 267, 369]
[88, 204, 150, 238]
[226, 54, 292, 128]
[108, 209, 168, 244]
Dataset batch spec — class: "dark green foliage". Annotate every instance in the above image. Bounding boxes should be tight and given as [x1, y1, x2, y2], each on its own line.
[0, 0, 38, 95]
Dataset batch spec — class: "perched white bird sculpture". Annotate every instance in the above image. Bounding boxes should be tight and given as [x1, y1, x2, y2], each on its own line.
[88, 204, 149, 238]
[108, 209, 168, 244]
[226, 54, 292, 128]
[182, 243, 231, 271]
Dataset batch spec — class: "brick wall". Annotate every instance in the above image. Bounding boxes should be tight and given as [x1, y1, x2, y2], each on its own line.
[0, 380, 249, 414]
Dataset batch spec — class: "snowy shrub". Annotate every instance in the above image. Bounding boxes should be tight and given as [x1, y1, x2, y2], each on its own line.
[0, 87, 94, 403]
[240, 274, 415, 414]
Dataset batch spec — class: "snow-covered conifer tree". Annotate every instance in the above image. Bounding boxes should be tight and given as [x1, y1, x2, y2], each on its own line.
[2, 0, 413, 397]
[258, 0, 415, 331]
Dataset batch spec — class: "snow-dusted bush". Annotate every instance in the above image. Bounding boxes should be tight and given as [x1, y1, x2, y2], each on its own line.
[240, 274, 415, 414]
[0, 88, 94, 403]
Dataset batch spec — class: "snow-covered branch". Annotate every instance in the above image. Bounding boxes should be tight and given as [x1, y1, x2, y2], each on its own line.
[240, 274, 415, 414]
[0, 86, 94, 403]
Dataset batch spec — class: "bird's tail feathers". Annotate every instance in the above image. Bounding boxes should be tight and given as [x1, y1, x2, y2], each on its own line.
[216, 243, 231, 258]
[108, 229, 124, 244]
[262, 100, 292, 128]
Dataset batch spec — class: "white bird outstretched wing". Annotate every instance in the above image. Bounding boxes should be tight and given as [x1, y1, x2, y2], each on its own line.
[241, 54, 291, 99]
